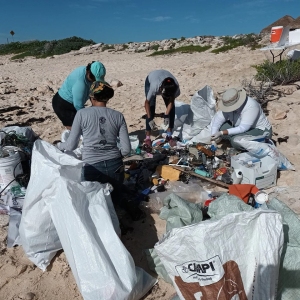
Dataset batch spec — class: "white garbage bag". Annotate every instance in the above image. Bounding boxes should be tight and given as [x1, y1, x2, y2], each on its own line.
[44, 179, 156, 300]
[19, 140, 120, 271]
[155, 210, 283, 300]
[61, 129, 83, 159]
[173, 101, 191, 137]
[181, 86, 216, 140]
[19, 140, 83, 270]
[233, 135, 295, 170]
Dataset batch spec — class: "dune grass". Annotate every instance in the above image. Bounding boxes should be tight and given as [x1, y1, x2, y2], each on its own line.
[149, 45, 211, 56]
[254, 59, 300, 85]
[212, 34, 262, 54]
[0, 36, 95, 60]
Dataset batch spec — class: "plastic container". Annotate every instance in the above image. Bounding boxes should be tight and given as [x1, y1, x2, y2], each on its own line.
[231, 152, 277, 189]
[0, 151, 23, 190]
[231, 169, 243, 184]
[254, 191, 269, 208]
[271, 26, 283, 43]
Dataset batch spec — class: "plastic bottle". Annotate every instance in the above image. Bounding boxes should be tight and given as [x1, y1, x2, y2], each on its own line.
[195, 169, 210, 177]
[232, 169, 243, 184]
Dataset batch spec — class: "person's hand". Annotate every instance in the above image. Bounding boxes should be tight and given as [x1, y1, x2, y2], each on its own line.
[164, 115, 170, 127]
[148, 119, 158, 131]
[211, 131, 223, 143]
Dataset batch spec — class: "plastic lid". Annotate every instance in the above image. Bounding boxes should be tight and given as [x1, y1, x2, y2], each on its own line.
[255, 191, 269, 204]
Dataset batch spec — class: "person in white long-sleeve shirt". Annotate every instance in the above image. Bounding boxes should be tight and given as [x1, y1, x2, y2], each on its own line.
[211, 87, 272, 149]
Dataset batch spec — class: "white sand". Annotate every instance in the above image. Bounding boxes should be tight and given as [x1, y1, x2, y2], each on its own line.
[0, 47, 299, 300]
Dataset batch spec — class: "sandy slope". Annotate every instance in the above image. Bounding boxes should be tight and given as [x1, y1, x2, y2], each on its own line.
[0, 47, 299, 300]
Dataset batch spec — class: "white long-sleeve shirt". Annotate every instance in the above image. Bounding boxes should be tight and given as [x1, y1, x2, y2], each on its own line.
[211, 97, 271, 135]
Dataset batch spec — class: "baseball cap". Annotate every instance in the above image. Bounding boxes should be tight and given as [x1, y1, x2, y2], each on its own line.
[91, 61, 106, 81]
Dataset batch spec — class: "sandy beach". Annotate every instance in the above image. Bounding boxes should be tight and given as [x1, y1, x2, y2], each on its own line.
[0, 46, 300, 300]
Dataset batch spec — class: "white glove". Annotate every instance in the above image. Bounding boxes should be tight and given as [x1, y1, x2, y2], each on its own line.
[211, 131, 223, 142]
[164, 115, 170, 127]
[149, 120, 158, 131]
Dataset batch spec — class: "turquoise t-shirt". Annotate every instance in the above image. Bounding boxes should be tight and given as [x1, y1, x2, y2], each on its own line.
[58, 66, 96, 111]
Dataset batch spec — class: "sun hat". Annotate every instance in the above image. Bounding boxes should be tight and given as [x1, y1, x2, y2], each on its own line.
[219, 87, 247, 112]
[89, 81, 112, 100]
[90, 61, 106, 81]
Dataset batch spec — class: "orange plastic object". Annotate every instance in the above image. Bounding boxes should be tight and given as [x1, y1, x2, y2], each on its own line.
[271, 26, 283, 43]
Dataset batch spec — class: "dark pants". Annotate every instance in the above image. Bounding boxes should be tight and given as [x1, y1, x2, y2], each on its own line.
[81, 157, 142, 220]
[81, 157, 124, 184]
[220, 122, 273, 150]
[145, 77, 175, 131]
[52, 92, 77, 127]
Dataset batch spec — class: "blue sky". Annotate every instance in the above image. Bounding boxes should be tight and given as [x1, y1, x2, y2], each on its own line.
[0, 0, 299, 44]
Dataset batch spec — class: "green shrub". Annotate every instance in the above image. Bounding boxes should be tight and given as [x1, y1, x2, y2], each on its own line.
[149, 45, 211, 56]
[254, 59, 300, 85]
[122, 44, 128, 50]
[137, 49, 146, 53]
[171, 38, 177, 40]
[128, 41, 133, 44]
[1, 36, 95, 59]
[180, 37, 186, 41]
[212, 33, 261, 54]
[150, 44, 159, 51]
[11, 52, 33, 60]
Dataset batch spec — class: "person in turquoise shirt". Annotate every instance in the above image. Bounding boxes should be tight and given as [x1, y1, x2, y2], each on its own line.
[52, 61, 106, 129]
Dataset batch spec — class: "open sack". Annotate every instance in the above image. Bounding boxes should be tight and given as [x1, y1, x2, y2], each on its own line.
[19, 140, 156, 300]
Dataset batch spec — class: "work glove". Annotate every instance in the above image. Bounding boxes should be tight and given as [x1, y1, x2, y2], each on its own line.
[164, 115, 170, 127]
[211, 131, 223, 143]
[148, 119, 158, 131]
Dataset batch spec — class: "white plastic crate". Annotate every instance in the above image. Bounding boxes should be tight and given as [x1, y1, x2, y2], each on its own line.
[231, 152, 277, 189]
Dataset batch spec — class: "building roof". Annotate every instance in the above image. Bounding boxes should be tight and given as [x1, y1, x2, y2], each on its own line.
[261, 15, 295, 34]
[289, 16, 300, 29]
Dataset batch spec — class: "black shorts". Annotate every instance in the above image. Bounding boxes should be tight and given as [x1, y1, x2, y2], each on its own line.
[52, 92, 77, 127]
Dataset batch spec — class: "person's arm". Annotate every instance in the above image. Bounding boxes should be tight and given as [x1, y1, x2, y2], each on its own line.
[211, 111, 226, 135]
[72, 80, 87, 111]
[119, 115, 131, 156]
[165, 97, 175, 115]
[58, 113, 82, 151]
[226, 103, 259, 135]
[144, 100, 151, 118]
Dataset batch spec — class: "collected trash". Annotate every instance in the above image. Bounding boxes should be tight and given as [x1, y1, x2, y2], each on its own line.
[0, 126, 37, 249]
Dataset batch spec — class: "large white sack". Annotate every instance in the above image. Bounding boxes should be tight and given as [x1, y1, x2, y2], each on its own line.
[182, 86, 216, 140]
[19, 140, 121, 271]
[19, 140, 83, 270]
[44, 179, 156, 300]
[155, 210, 283, 300]
[233, 135, 295, 170]
[172, 101, 190, 138]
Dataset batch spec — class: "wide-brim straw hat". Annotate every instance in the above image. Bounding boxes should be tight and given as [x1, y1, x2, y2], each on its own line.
[219, 87, 247, 112]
